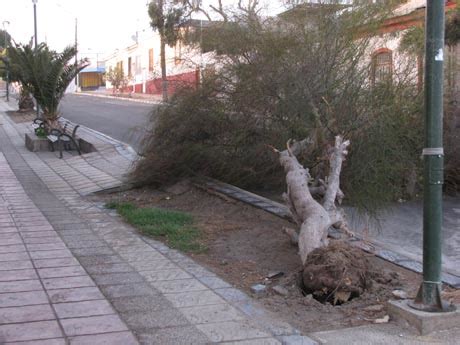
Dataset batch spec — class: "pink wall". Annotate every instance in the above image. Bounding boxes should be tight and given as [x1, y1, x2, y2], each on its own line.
[146, 70, 199, 95]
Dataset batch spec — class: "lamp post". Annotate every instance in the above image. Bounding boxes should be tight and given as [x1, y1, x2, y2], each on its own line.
[32, 0, 40, 118]
[409, 0, 455, 313]
[2, 20, 10, 102]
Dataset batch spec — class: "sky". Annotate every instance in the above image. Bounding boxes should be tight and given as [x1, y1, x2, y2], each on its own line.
[1, 0, 286, 65]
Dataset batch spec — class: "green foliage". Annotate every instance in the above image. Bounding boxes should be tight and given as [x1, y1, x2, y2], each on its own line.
[148, 1, 189, 47]
[0, 29, 11, 49]
[445, 0, 460, 46]
[105, 65, 129, 92]
[106, 202, 205, 252]
[7, 43, 88, 120]
[399, 26, 424, 56]
[132, 1, 429, 211]
[35, 127, 47, 138]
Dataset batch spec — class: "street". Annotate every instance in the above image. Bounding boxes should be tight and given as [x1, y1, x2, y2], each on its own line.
[60, 94, 156, 151]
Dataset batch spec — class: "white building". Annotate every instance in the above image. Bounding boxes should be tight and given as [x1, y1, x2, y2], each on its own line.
[104, 21, 213, 95]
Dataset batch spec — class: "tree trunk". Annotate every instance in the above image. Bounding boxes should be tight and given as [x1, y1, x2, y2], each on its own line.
[18, 87, 34, 112]
[160, 37, 168, 102]
[276, 136, 350, 264]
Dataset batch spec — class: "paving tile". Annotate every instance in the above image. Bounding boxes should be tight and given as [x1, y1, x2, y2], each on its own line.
[43, 275, 95, 290]
[72, 247, 115, 257]
[0, 260, 33, 271]
[221, 339, 282, 345]
[128, 259, 178, 271]
[118, 251, 164, 262]
[37, 266, 87, 278]
[61, 314, 128, 336]
[0, 227, 17, 234]
[48, 287, 105, 303]
[0, 233, 22, 245]
[110, 295, 171, 313]
[53, 300, 114, 319]
[68, 331, 139, 345]
[100, 283, 158, 299]
[196, 321, 270, 343]
[0, 320, 62, 342]
[21, 231, 57, 238]
[0, 290, 49, 308]
[0, 304, 55, 324]
[0, 252, 29, 262]
[137, 326, 209, 345]
[84, 263, 133, 274]
[33, 257, 80, 268]
[0, 280, 43, 293]
[23, 236, 63, 244]
[150, 279, 209, 294]
[121, 308, 190, 330]
[18, 225, 54, 232]
[76, 255, 124, 266]
[29, 250, 73, 260]
[215, 288, 251, 303]
[0, 269, 38, 282]
[198, 276, 232, 289]
[164, 290, 226, 308]
[278, 335, 318, 345]
[3, 339, 66, 345]
[180, 304, 245, 324]
[26, 243, 67, 251]
[140, 268, 192, 282]
[91, 272, 144, 286]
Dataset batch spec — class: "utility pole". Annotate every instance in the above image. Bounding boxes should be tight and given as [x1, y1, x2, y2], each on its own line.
[3, 21, 10, 102]
[75, 18, 78, 89]
[32, 0, 40, 118]
[409, 0, 455, 313]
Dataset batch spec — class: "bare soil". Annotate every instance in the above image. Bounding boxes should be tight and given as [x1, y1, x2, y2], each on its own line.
[6, 110, 36, 123]
[93, 183, 427, 333]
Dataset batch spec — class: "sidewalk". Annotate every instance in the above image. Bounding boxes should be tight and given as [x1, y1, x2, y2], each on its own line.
[0, 100, 311, 344]
[75, 90, 162, 105]
[1, 98, 459, 344]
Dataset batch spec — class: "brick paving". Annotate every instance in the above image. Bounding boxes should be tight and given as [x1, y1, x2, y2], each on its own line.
[0, 103, 315, 344]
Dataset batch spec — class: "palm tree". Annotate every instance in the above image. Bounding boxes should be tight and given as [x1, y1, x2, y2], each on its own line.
[7, 43, 88, 129]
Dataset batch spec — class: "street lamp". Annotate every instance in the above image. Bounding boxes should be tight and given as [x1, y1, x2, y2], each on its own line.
[2, 20, 10, 102]
[32, 0, 38, 48]
[32, 0, 40, 117]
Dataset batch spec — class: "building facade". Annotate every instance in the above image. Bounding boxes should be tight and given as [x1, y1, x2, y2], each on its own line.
[103, 25, 209, 95]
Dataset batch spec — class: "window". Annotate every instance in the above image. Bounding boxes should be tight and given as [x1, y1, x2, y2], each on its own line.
[372, 49, 393, 85]
[135, 55, 142, 75]
[149, 48, 154, 72]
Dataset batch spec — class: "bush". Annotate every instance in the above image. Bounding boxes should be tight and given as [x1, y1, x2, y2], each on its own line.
[131, 1, 442, 210]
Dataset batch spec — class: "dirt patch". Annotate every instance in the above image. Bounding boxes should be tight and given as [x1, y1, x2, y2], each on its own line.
[302, 242, 372, 305]
[92, 184, 425, 333]
[6, 110, 36, 123]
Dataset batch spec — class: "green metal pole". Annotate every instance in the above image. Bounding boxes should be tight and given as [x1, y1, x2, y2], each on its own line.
[409, 0, 454, 313]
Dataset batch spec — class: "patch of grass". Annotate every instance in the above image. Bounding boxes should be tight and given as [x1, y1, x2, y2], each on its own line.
[105, 202, 206, 252]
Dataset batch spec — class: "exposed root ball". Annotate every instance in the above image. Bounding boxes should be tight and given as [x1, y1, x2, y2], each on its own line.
[302, 241, 371, 305]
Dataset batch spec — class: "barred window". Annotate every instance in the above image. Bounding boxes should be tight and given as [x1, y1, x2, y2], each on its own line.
[372, 49, 393, 84]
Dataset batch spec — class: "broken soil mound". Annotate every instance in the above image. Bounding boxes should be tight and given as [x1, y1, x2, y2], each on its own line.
[302, 241, 372, 305]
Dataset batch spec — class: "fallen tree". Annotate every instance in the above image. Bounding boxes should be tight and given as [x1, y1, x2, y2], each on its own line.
[274, 135, 350, 264]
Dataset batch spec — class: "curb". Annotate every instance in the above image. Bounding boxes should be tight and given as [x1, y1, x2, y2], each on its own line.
[197, 178, 460, 289]
[73, 92, 162, 105]
[59, 117, 139, 161]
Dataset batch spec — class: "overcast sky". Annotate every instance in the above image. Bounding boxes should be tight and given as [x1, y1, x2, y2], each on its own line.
[1, 0, 286, 63]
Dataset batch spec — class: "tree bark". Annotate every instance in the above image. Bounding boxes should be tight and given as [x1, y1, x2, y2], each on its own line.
[276, 136, 350, 264]
[160, 37, 168, 102]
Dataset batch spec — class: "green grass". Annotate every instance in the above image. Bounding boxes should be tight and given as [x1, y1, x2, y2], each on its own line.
[106, 202, 206, 253]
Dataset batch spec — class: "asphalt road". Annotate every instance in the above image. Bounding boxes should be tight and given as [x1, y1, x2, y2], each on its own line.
[60, 94, 156, 151]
